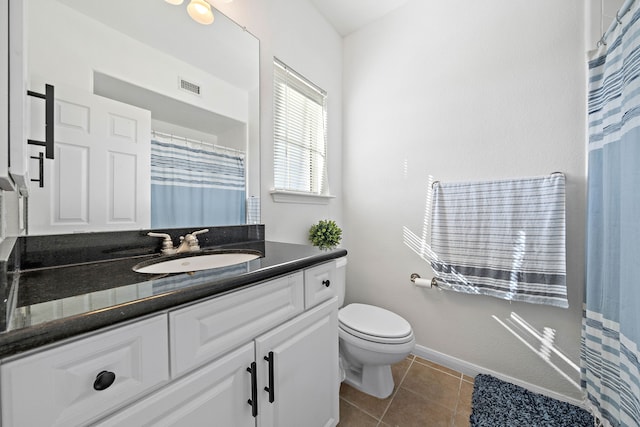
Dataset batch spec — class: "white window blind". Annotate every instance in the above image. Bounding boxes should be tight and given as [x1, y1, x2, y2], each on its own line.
[273, 58, 328, 195]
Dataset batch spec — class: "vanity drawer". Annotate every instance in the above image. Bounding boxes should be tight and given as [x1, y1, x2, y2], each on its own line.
[304, 258, 344, 308]
[0, 315, 169, 427]
[169, 272, 304, 377]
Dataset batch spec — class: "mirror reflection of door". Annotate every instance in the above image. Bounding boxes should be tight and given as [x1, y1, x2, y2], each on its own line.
[28, 85, 151, 235]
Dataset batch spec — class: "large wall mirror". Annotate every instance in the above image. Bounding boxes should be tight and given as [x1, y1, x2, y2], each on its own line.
[22, 0, 259, 235]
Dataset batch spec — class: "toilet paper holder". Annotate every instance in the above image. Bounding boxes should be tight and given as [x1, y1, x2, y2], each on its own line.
[410, 273, 438, 288]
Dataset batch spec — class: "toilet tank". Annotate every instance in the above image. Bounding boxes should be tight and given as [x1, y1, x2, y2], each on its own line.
[334, 257, 348, 307]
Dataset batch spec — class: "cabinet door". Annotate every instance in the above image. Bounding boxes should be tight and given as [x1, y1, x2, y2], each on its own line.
[97, 342, 255, 427]
[255, 297, 339, 427]
[1, 315, 169, 427]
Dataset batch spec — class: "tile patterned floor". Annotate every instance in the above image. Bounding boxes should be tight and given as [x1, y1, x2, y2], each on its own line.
[338, 355, 474, 427]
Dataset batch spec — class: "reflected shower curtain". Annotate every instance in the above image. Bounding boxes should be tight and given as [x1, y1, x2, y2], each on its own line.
[150, 140, 246, 228]
[582, 5, 640, 427]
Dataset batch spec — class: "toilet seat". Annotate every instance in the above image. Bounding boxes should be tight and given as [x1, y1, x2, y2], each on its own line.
[339, 303, 413, 344]
[339, 323, 414, 345]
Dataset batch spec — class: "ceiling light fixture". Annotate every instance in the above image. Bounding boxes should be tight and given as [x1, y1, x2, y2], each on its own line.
[187, 0, 215, 25]
[165, 0, 214, 25]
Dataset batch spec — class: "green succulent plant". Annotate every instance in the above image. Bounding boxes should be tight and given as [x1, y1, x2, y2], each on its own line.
[309, 219, 342, 250]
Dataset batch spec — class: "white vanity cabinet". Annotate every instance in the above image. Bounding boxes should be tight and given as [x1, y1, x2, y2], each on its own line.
[0, 259, 343, 427]
[99, 270, 339, 427]
[0, 315, 169, 427]
[97, 297, 339, 427]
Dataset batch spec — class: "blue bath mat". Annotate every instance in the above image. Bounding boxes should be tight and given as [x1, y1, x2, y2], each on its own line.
[470, 374, 594, 427]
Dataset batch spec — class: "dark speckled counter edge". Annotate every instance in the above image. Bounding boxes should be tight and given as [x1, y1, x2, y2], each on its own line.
[0, 246, 347, 360]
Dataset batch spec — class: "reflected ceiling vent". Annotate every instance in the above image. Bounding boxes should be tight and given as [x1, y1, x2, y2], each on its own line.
[179, 77, 201, 96]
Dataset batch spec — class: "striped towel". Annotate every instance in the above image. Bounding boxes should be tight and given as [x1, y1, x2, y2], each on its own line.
[430, 174, 568, 308]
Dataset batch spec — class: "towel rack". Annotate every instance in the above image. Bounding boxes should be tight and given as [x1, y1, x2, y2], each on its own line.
[431, 172, 564, 189]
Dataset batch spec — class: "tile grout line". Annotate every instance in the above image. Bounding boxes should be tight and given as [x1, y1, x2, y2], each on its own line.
[413, 357, 464, 380]
[338, 396, 382, 422]
[376, 356, 416, 427]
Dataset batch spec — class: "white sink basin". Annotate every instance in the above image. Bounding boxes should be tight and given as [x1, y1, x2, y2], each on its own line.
[133, 251, 261, 274]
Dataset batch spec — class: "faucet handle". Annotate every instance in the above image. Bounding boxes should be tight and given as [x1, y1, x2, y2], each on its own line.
[190, 229, 209, 237]
[182, 229, 209, 251]
[148, 232, 176, 254]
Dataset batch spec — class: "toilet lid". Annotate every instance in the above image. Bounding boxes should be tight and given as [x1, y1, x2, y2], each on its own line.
[339, 303, 412, 339]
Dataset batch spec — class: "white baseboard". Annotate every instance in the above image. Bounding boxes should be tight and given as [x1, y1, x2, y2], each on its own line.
[411, 344, 587, 409]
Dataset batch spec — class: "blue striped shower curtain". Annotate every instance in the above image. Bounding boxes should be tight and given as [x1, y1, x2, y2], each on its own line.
[582, 4, 640, 426]
[150, 140, 246, 228]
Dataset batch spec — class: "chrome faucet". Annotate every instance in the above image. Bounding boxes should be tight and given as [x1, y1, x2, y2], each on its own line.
[148, 229, 209, 255]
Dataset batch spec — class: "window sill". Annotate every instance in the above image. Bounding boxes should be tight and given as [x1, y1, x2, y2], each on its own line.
[270, 190, 335, 205]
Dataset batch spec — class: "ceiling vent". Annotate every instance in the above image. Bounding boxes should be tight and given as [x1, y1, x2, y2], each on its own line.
[179, 77, 201, 96]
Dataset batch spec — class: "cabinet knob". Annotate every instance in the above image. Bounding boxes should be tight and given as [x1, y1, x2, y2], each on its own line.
[322, 279, 331, 287]
[93, 370, 116, 391]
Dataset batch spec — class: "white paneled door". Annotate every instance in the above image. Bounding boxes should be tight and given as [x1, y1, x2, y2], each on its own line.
[28, 85, 151, 234]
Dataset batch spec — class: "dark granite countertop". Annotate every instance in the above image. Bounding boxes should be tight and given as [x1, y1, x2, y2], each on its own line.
[0, 226, 347, 359]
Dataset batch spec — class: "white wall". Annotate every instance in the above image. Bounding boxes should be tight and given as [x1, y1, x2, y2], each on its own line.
[343, 0, 590, 400]
[209, 0, 343, 245]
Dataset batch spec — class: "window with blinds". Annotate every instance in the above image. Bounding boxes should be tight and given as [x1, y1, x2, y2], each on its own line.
[273, 58, 328, 195]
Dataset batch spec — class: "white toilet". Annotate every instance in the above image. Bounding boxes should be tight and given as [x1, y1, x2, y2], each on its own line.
[334, 259, 415, 399]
